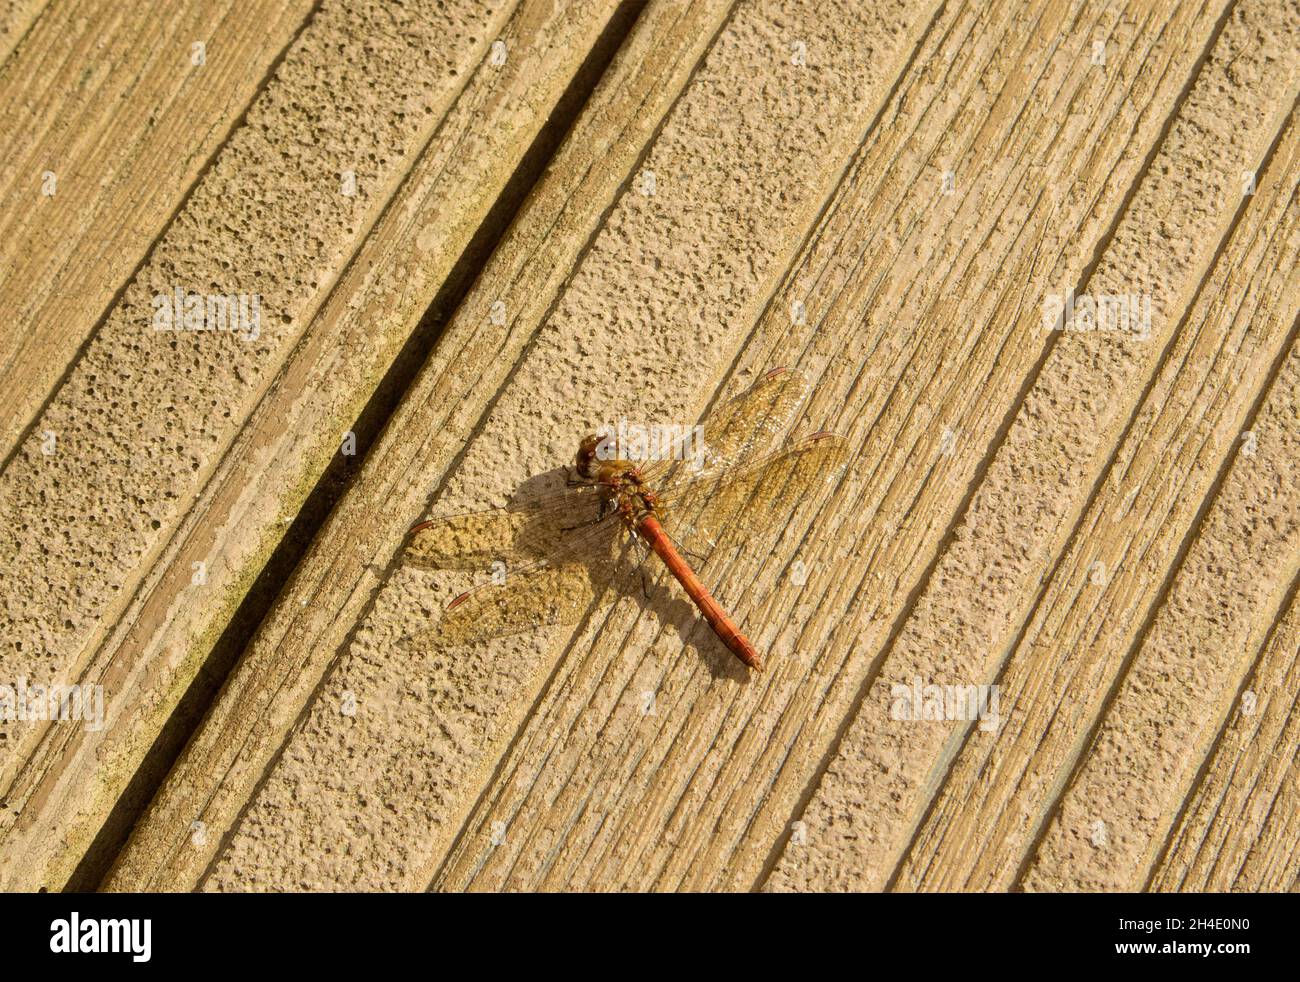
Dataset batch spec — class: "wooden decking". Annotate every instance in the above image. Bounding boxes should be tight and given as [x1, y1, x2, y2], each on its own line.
[0, 0, 1295, 891]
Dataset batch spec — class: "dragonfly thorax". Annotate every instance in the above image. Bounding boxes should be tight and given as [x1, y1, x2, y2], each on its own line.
[574, 435, 660, 526]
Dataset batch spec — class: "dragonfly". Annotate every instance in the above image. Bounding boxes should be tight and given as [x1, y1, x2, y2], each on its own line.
[404, 368, 847, 672]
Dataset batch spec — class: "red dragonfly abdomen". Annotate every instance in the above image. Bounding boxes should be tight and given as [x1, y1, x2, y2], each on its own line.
[636, 515, 762, 672]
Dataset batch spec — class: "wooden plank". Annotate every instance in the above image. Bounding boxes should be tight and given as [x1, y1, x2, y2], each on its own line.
[0, 0, 317, 457]
[1150, 586, 1300, 891]
[105, 0, 737, 892]
[766, 0, 1296, 892]
[0, 0, 595, 890]
[428, 0, 1258, 894]
[1023, 327, 1300, 891]
[111, 0, 946, 893]
[893, 100, 1300, 891]
[10, 0, 1291, 896]
[434, 0, 1247, 894]
[0, 0, 47, 67]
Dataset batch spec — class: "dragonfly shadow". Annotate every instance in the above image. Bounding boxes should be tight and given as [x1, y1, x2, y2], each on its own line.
[509, 466, 574, 501]
[628, 575, 752, 683]
[511, 471, 755, 681]
[410, 466, 754, 680]
[595, 546, 754, 681]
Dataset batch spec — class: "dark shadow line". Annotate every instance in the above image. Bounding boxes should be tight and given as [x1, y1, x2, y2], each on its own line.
[68, 0, 648, 892]
[0, 0, 326, 480]
[754, 0, 1243, 893]
[1007, 97, 1297, 893]
[1143, 564, 1300, 891]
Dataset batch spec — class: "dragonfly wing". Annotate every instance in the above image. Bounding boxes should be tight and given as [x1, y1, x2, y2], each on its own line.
[405, 519, 635, 647]
[694, 367, 811, 474]
[405, 485, 608, 570]
[440, 563, 605, 646]
[635, 368, 810, 487]
[659, 433, 849, 551]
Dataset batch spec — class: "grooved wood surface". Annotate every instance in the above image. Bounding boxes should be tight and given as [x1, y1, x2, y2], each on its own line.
[1, 0, 1296, 892]
[0, 0, 318, 457]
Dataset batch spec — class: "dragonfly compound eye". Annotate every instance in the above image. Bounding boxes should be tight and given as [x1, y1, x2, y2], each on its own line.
[576, 434, 603, 478]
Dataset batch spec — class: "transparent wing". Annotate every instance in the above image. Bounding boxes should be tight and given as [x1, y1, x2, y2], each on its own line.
[694, 366, 811, 473]
[402, 518, 637, 648]
[640, 367, 811, 485]
[658, 432, 849, 551]
[404, 484, 609, 570]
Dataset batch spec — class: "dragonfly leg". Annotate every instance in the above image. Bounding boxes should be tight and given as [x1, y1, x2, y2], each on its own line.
[664, 526, 708, 564]
[560, 496, 613, 532]
[634, 536, 653, 600]
[565, 466, 593, 488]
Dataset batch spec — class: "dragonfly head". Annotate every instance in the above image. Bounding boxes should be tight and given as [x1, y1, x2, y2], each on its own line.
[575, 434, 603, 480]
